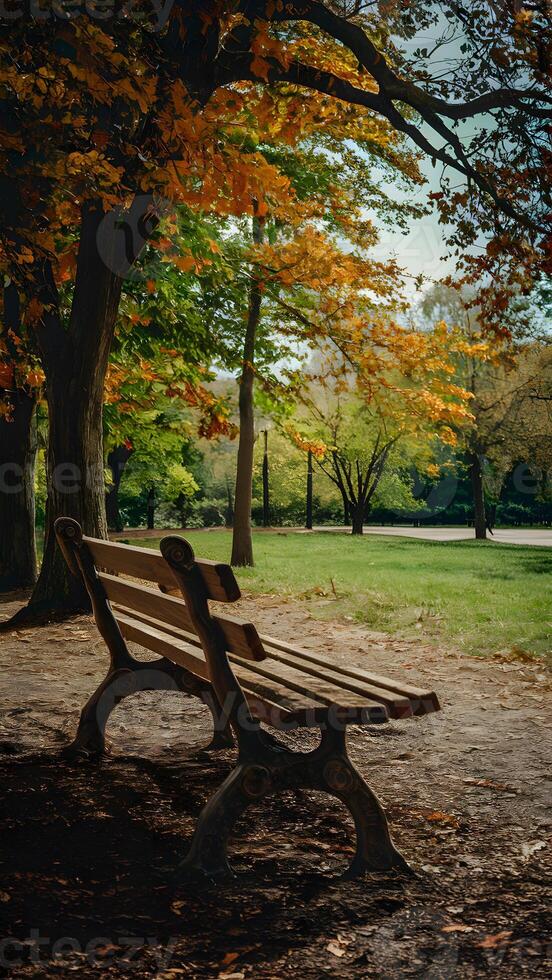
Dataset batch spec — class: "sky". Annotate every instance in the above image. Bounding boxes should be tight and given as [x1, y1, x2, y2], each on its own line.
[367, 15, 491, 300]
[369, 156, 457, 296]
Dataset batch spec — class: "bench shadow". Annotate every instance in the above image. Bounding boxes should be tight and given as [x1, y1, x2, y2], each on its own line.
[1, 753, 412, 973]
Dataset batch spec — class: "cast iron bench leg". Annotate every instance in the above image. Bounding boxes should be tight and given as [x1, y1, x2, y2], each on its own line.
[201, 690, 235, 751]
[62, 658, 218, 759]
[180, 726, 409, 878]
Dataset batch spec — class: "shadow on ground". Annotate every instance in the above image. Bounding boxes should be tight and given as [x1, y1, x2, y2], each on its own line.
[1, 739, 550, 979]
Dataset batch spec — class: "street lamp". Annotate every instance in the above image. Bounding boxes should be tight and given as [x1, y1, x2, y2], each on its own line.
[255, 415, 273, 528]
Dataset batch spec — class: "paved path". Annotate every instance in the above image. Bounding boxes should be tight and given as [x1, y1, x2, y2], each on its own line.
[112, 526, 552, 547]
[312, 526, 552, 546]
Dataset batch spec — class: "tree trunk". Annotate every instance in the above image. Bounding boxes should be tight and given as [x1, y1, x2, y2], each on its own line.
[342, 493, 350, 526]
[0, 389, 38, 590]
[4, 202, 124, 627]
[106, 443, 133, 532]
[225, 477, 234, 528]
[306, 449, 313, 530]
[231, 359, 256, 566]
[468, 452, 487, 540]
[147, 486, 156, 530]
[231, 211, 265, 568]
[351, 503, 364, 535]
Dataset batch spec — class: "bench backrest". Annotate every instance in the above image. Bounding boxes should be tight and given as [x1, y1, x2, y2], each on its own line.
[99, 571, 265, 661]
[83, 536, 240, 603]
[55, 521, 266, 663]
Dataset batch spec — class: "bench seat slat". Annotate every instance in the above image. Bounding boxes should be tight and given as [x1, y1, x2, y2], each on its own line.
[84, 537, 240, 602]
[259, 639, 440, 716]
[229, 654, 413, 720]
[115, 613, 306, 727]
[112, 605, 418, 720]
[231, 661, 388, 727]
[100, 573, 265, 662]
[115, 612, 389, 727]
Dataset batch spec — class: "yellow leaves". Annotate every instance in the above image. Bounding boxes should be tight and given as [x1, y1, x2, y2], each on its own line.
[438, 426, 457, 446]
[65, 151, 124, 189]
[286, 427, 327, 460]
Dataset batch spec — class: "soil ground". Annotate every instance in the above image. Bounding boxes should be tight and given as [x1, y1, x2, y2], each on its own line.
[1, 592, 551, 978]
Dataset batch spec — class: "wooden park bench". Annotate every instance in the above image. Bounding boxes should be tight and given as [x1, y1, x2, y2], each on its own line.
[55, 517, 441, 879]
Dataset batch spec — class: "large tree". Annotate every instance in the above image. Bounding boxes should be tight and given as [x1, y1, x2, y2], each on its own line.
[1, 1, 549, 620]
[0, 283, 41, 590]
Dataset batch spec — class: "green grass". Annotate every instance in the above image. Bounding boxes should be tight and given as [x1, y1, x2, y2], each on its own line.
[130, 530, 551, 661]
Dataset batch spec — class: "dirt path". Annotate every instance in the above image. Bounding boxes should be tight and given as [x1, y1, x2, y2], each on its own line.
[1, 593, 551, 978]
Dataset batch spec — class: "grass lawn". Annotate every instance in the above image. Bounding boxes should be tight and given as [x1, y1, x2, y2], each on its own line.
[130, 530, 552, 661]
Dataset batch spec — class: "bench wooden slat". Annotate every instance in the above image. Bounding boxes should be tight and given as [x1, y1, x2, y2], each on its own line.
[244, 647, 418, 718]
[112, 605, 415, 720]
[114, 613, 298, 727]
[230, 653, 413, 720]
[116, 613, 389, 728]
[101, 574, 264, 662]
[260, 633, 440, 712]
[117, 613, 369, 728]
[84, 537, 240, 602]
[231, 661, 388, 727]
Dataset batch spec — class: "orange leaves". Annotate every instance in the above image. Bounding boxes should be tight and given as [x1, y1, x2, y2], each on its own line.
[171, 253, 213, 275]
[287, 428, 327, 460]
[251, 17, 291, 74]
[25, 367, 45, 388]
[0, 359, 43, 393]
[0, 362, 15, 389]
[172, 254, 197, 274]
[250, 55, 272, 82]
[56, 248, 77, 285]
[25, 298, 44, 325]
[14, 246, 34, 266]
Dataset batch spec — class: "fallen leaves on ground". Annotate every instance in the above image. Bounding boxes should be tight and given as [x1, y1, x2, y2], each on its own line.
[477, 930, 513, 948]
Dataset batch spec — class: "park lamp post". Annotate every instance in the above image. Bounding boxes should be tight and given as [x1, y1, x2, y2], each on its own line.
[255, 415, 273, 528]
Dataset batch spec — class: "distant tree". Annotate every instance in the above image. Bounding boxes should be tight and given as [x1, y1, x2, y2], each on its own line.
[290, 321, 475, 534]
[420, 283, 552, 538]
